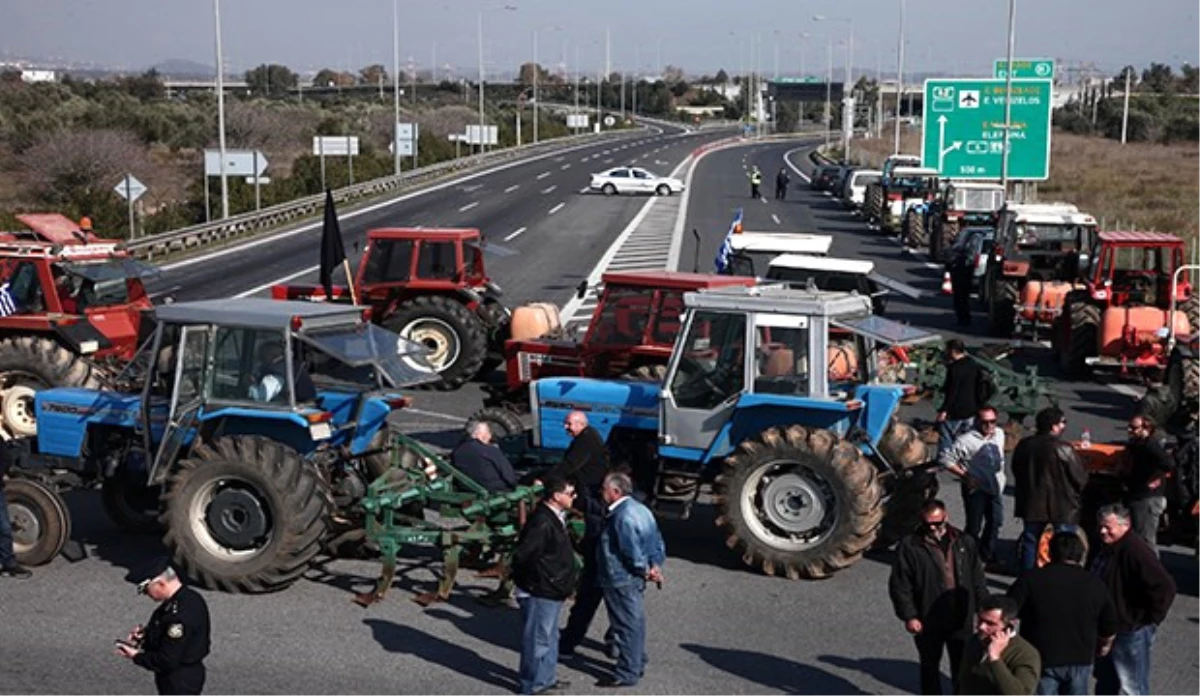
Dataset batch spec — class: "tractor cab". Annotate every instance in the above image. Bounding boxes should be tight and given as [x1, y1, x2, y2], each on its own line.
[723, 232, 833, 277]
[765, 254, 924, 316]
[994, 203, 1098, 275]
[1078, 232, 1191, 309]
[882, 166, 940, 233]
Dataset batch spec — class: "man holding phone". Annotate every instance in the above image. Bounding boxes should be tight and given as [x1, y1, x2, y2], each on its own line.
[116, 557, 211, 695]
[957, 596, 1042, 695]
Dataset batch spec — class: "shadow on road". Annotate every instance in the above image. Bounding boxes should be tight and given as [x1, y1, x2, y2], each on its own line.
[363, 617, 518, 691]
[818, 654, 921, 694]
[680, 643, 869, 694]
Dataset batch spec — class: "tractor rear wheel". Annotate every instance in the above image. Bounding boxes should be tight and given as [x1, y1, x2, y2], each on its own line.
[470, 405, 526, 439]
[904, 212, 929, 249]
[623, 364, 668, 382]
[864, 183, 883, 222]
[0, 336, 98, 439]
[5, 478, 71, 566]
[102, 478, 163, 534]
[988, 280, 1019, 337]
[161, 436, 331, 593]
[387, 296, 487, 391]
[714, 425, 882, 580]
[1060, 299, 1100, 379]
[932, 219, 959, 263]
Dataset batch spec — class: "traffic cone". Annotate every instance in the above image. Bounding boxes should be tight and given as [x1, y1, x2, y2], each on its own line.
[940, 272, 953, 295]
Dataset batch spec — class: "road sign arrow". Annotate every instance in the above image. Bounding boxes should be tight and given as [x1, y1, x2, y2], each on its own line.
[254, 151, 268, 175]
[113, 174, 147, 202]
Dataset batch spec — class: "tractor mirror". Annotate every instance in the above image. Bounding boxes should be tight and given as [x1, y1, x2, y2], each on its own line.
[575, 280, 588, 299]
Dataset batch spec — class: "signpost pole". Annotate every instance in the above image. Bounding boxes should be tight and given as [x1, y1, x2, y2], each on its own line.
[319, 139, 326, 190]
[253, 151, 261, 211]
[893, 0, 906, 153]
[125, 176, 136, 238]
[347, 135, 354, 185]
[999, 0, 1016, 191]
[1121, 69, 1131, 145]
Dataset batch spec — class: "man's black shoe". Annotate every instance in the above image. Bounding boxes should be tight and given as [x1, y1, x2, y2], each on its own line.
[0, 564, 31, 579]
[595, 678, 636, 688]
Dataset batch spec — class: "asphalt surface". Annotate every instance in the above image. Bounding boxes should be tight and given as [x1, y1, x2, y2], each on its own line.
[2, 135, 1196, 695]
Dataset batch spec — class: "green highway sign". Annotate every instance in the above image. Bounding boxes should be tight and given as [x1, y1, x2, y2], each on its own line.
[994, 58, 1055, 79]
[921, 78, 1053, 180]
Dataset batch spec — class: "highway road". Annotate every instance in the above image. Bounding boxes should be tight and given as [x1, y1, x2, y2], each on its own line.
[1, 135, 1195, 695]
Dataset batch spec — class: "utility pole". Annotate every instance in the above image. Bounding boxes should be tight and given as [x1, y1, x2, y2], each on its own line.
[213, 0, 228, 219]
[999, 0, 1016, 190]
[392, 0, 401, 175]
[477, 12, 485, 154]
[533, 29, 539, 143]
[1121, 67, 1132, 144]
[893, 0, 906, 153]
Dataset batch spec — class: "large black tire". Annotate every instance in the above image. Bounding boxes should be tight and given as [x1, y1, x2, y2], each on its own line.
[988, 280, 1019, 337]
[1060, 299, 1100, 379]
[1185, 358, 1199, 404]
[101, 477, 163, 534]
[904, 212, 929, 249]
[161, 436, 331, 593]
[476, 299, 511, 377]
[931, 219, 959, 263]
[5, 478, 70, 566]
[875, 419, 939, 548]
[471, 405, 526, 439]
[864, 183, 883, 222]
[714, 425, 883, 580]
[0, 336, 99, 439]
[623, 364, 668, 382]
[1182, 293, 1199, 335]
[386, 296, 488, 391]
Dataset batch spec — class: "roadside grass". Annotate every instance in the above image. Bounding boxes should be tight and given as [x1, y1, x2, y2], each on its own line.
[848, 129, 1199, 258]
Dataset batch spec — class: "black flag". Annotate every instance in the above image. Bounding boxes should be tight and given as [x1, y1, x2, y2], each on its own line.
[318, 189, 346, 299]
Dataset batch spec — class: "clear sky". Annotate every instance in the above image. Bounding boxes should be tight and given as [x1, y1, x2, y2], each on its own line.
[3, 0, 1197, 79]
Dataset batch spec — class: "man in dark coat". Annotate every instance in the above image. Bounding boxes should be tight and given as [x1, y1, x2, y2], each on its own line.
[1123, 415, 1175, 555]
[775, 167, 790, 200]
[450, 420, 519, 493]
[936, 340, 985, 459]
[117, 558, 212, 695]
[1011, 407, 1088, 570]
[889, 499, 990, 695]
[511, 477, 580, 695]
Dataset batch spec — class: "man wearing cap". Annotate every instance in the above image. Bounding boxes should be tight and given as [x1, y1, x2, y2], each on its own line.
[116, 558, 212, 695]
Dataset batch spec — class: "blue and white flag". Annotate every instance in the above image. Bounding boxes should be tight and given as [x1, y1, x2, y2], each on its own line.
[0, 282, 17, 317]
[714, 208, 743, 274]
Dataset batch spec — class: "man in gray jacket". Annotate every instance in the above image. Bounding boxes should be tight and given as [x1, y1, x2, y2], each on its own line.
[940, 406, 1006, 566]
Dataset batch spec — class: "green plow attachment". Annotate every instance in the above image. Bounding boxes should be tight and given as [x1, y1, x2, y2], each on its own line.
[905, 342, 1059, 427]
[353, 432, 547, 608]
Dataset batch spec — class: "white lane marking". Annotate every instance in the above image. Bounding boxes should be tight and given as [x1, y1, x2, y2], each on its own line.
[783, 147, 813, 183]
[561, 164, 571, 170]
[503, 227, 527, 241]
[548, 202, 566, 215]
[406, 406, 466, 422]
[161, 134, 640, 273]
[235, 264, 317, 298]
[580, 156, 589, 162]
[760, 197, 768, 204]
[578, 187, 590, 194]
[537, 171, 551, 180]
[554, 156, 564, 162]
[1108, 384, 1146, 399]
[604, 158, 614, 164]
[771, 213, 781, 225]
[460, 184, 483, 192]
[504, 184, 520, 193]
[541, 185, 557, 194]
[458, 201, 479, 212]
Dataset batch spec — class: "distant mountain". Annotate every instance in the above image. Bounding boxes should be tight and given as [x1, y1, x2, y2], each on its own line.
[151, 59, 214, 78]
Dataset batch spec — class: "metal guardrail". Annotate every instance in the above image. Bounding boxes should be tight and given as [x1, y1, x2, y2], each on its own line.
[125, 129, 639, 261]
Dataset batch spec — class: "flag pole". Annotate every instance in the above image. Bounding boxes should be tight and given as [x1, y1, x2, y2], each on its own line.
[343, 258, 359, 305]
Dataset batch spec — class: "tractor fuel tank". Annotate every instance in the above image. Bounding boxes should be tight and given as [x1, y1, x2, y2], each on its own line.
[1100, 307, 1190, 357]
[533, 377, 660, 452]
[510, 302, 562, 341]
[1019, 280, 1077, 322]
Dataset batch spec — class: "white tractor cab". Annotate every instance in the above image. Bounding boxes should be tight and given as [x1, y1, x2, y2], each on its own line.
[881, 166, 940, 235]
[927, 181, 1007, 261]
[724, 232, 833, 277]
[765, 254, 924, 316]
[843, 169, 881, 210]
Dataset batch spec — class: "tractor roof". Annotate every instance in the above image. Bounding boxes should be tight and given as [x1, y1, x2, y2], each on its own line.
[768, 254, 874, 275]
[367, 227, 481, 241]
[948, 181, 1005, 191]
[155, 298, 365, 330]
[891, 166, 940, 177]
[730, 232, 833, 256]
[4, 213, 103, 244]
[683, 285, 874, 318]
[0, 240, 126, 262]
[1099, 231, 1184, 246]
[886, 154, 922, 163]
[601, 270, 756, 290]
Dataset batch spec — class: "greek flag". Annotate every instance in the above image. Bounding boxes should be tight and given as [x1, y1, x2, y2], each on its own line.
[714, 208, 743, 274]
[0, 282, 17, 317]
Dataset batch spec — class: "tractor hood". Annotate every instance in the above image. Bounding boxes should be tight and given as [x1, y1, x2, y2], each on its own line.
[532, 377, 660, 452]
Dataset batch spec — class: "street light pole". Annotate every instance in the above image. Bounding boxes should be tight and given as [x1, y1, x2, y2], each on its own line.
[825, 37, 833, 150]
[999, 0, 1016, 190]
[1121, 67, 1132, 144]
[213, 0, 229, 218]
[533, 29, 539, 143]
[893, 0, 907, 153]
[392, 0, 401, 175]
[815, 15, 855, 159]
[477, 11, 485, 154]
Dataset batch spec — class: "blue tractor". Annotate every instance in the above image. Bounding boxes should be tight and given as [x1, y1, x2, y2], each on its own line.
[508, 286, 941, 579]
[5, 298, 436, 592]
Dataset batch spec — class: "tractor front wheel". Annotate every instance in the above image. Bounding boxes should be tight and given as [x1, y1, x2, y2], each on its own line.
[102, 477, 163, 534]
[904, 212, 929, 249]
[161, 436, 331, 593]
[0, 336, 98, 439]
[387, 296, 488, 391]
[470, 405, 526, 439]
[1060, 298, 1099, 379]
[714, 425, 882, 579]
[5, 478, 71, 566]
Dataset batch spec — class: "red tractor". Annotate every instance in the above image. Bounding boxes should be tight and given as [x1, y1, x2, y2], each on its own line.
[272, 227, 510, 390]
[472, 271, 757, 434]
[1053, 231, 1197, 379]
[0, 214, 156, 438]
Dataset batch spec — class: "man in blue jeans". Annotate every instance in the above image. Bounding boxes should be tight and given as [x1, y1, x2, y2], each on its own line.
[1090, 504, 1176, 695]
[510, 477, 579, 695]
[596, 471, 665, 688]
[940, 406, 1006, 566]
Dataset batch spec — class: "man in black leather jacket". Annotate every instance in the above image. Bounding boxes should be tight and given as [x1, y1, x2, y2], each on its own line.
[1012, 407, 1088, 571]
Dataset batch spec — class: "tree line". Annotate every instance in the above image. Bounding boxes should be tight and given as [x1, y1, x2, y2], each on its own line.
[1055, 63, 1198, 144]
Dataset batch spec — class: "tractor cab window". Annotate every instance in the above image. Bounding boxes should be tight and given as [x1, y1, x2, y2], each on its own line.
[589, 286, 653, 346]
[415, 241, 457, 280]
[210, 327, 293, 404]
[6, 261, 44, 313]
[174, 326, 210, 405]
[669, 310, 746, 409]
[1108, 245, 1173, 305]
[361, 239, 414, 284]
[649, 290, 685, 345]
[752, 315, 810, 396]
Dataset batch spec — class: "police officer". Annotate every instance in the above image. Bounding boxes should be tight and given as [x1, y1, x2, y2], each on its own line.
[748, 166, 763, 200]
[117, 557, 211, 695]
[775, 167, 790, 200]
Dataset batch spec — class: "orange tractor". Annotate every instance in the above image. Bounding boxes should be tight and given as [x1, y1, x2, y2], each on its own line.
[0, 214, 156, 439]
[1051, 232, 1197, 379]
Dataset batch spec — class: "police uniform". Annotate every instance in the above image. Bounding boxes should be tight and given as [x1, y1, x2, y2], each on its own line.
[128, 558, 211, 695]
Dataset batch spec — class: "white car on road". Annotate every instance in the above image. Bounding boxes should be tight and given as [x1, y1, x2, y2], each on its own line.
[590, 166, 684, 196]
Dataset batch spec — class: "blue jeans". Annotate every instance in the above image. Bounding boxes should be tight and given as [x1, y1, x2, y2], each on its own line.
[1095, 624, 1156, 695]
[602, 582, 647, 685]
[1019, 521, 1079, 571]
[937, 418, 974, 459]
[0, 489, 16, 568]
[962, 487, 1003, 563]
[517, 595, 563, 695]
[1037, 664, 1092, 695]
